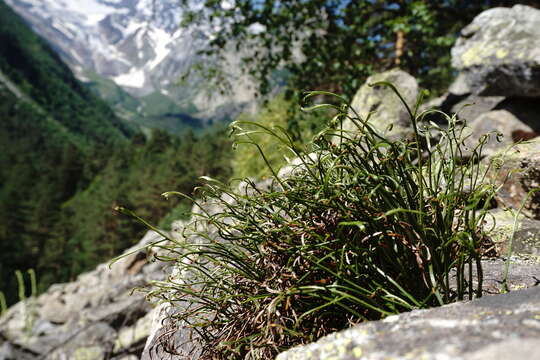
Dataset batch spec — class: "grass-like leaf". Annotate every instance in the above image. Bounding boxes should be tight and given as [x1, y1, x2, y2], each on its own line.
[133, 85, 499, 359]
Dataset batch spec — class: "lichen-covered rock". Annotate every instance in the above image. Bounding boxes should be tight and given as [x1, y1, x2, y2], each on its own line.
[486, 137, 540, 219]
[484, 209, 540, 257]
[451, 5, 540, 97]
[342, 69, 418, 140]
[276, 286, 540, 360]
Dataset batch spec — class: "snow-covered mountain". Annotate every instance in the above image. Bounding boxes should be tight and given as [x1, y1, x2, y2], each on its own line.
[4, 0, 257, 129]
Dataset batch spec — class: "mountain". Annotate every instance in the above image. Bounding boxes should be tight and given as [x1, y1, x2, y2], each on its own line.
[4, 0, 258, 133]
[0, 1, 132, 144]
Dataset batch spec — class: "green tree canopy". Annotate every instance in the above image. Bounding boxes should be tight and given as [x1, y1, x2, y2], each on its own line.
[181, 0, 536, 98]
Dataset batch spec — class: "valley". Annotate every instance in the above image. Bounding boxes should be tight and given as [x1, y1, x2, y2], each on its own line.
[5, 0, 258, 134]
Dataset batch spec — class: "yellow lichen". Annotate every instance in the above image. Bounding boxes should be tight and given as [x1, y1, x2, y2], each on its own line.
[72, 346, 103, 360]
[496, 48, 509, 59]
[461, 44, 498, 67]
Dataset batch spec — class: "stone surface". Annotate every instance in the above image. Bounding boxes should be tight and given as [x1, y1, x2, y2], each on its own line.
[450, 95, 505, 123]
[0, 230, 168, 360]
[277, 286, 540, 360]
[343, 68, 418, 140]
[480, 258, 540, 295]
[464, 110, 535, 156]
[484, 208, 540, 258]
[486, 137, 540, 219]
[141, 315, 199, 360]
[495, 97, 540, 136]
[448, 73, 471, 96]
[451, 5, 540, 97]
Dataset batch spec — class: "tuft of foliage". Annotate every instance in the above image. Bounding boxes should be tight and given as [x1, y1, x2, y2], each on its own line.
[139, 84, 499, 359]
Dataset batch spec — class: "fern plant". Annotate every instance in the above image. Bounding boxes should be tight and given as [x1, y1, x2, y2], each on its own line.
[118, 83, 499, 359]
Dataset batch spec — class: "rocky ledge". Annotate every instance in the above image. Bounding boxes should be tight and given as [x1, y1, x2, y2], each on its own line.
[277, 285, 540, 360]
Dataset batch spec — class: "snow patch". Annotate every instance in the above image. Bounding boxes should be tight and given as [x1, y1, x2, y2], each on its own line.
[114, 68, 146, 88]
[51, 19, 76, 38]
[147, 27, 173, 70]
[86, 13, 107, 25]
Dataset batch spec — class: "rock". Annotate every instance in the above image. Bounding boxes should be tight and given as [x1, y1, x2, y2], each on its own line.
[141, 318, 198, 360]
[480, 258, 540, 295]
[277, 152, 323, 179]
[451, 5, 540, 97]
[276, 286, 540, 360]
[343, 69, 418, 140]
[420, 92, 503, 124]
[495, 98, 540, 136]
[113, 310, 154, 354]
[448, 73, 471, 96]
[0, 230, 168, 360]
[486, 137, 540, 219]
[46, 322, 116, 360]
[420, 94, 540, 146]
[141, 302, 202, 360]
[484, 208, 540, 257]
[450, 95, 505, 123]
[0, 342, 37, 360]
[464, 110, 535, 156]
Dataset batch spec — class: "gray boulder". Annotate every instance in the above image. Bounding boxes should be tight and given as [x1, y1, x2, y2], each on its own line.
[342, 69, 418, 140]
[450, 95, 505, 123]
[418, 93, 505, 126]
[277, 286, 540, 360]
[451, 5, 540, 98]
[419, 94, 539, 149]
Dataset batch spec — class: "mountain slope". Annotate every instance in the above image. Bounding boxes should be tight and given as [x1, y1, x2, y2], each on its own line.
[4, 0, 258, 132]
[0, 0, 132, 145]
